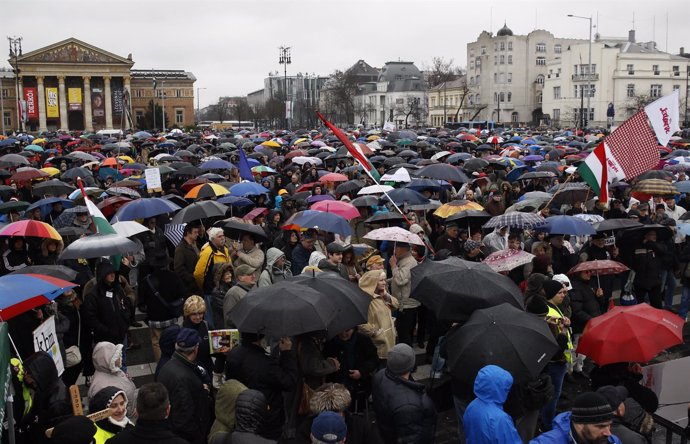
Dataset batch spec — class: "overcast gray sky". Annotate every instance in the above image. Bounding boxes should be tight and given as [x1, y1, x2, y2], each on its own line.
[4, 0, 687, 108]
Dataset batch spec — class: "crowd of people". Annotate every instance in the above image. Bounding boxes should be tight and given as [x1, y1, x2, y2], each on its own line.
[1, 124, 690, 444]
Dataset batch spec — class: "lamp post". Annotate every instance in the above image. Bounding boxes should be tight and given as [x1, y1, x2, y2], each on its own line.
[196, 87, 206, 125]
[8, 36, 22, 133]
[568, 14, 593, 128]
[278, 46, 291, 130]
[685, 65, 689, 128]
[161, 79, 166, 132]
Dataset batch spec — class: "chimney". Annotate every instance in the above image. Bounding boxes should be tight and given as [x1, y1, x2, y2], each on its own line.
[628, 30, 636, 43]
[681, 47, 685, 56]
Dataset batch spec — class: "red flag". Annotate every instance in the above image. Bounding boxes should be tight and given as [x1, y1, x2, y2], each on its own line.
[316, 112, 379, 180]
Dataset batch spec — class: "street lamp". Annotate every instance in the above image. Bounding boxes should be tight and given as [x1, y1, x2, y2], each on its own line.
[568, 14, 593, 129]
[7, 36, 23, 133]
[685, 65, 689, 128]
[196, 87, 206, 125]
[278, 46, 291, 130]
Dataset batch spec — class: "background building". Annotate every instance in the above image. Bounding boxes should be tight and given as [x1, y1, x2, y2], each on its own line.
[428, 78, 474, 127]
[130, 70, 196, 129]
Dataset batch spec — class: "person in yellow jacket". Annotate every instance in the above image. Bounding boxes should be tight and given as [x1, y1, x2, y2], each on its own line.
[194, 227, 231, 328]
[358, 270, 399, 363]
[89, 386, 133, 444]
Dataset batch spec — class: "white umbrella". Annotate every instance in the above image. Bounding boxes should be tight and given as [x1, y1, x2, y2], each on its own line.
[357, 184, 394, 195]
[112, 221, 151, 237]
[381, 168, 411, 183]
[364, 226, 424, 246]
[431, 151, 452, 161]
[291, 156, 323, 166]
[59, 233, 142, 259]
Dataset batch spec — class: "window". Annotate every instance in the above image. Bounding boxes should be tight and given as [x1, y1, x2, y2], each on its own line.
[494, 56, 498, 65]
[135, 110, 144, 124]
[476, 58, 481, 68]
[536, 43, 546, 53]
[673, 85, 680, 91]
[500, 73, 505, 83]
[507, 92, 512, 102]
[650, 84, 662, 98]
[481, 46, 486, 55]
[627, 64, 634, 74]
[1, 89, 9, 98]
[175, 109, 184, 124]
[673, 66, 680, 76]
[431, 97, 436, 107]
[500, 55, 505, 64]
[476, 75, 480, 84]
[3, 111, 10, 128]
[536, 75, 545, 85]
[134, 89, 142, 98]
[476, 94, 480, 103]
[554, 44, 562, 54]
[395, 98, 404, 104]
[574, 85, 579, 98]
[553, 109, 561, 121]
[508, 55, 512, 65]
[470, 61, 475, 69]
[553, 86, 561, 99]
[652, 65, 660, 75]
[494, 43, 499, 51]
[494, 73, 498, 82]
[536, 93, 541, 104]
[536, 57, 546, 66]
[494, 92, 498, 103]
[507, 73, 512, 83]
[578, 85, 595, 98]
[508, 41, 513, 51]
[627, 84, 635, 97]
[511, 112, 519, 123]
[500, 42, 505, 51]
[176, 89, 182, 97]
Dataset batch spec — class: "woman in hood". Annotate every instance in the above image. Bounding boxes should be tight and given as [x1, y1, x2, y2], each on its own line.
[34, 238, 64, 265]
[358, 270, 399, 362]
[208, 379, 248, 444]
[89, 386, 133, 444]
[87, 342, 136, 415]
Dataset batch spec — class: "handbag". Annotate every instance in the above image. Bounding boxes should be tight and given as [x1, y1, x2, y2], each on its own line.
[65, 311, 82, 368]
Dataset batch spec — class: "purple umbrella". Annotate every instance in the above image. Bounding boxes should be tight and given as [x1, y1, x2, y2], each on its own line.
[523, 155, 544, 162]
[307, 194, 335, 204]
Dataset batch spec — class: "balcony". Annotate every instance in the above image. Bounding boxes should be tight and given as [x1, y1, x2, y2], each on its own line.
[571, 73, 599, 82]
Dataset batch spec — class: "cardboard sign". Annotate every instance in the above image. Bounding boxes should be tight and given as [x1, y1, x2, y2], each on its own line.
[33, 316, 64, 376]
[145, 168, 162, 192]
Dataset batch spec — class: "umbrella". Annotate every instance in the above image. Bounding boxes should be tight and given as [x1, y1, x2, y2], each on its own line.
[573, 214, 605, 224]
[350, 195, 378, 207]
[283, 210, 353, 236]
[406, 178, 446, 192]
[381, 168, 412, 183]
[483, 249, 536, 273]
[61, 167, 93, 180]
[10, 265, 78, 282]
[97, 196, 133, 218]
[445, 304, 559, 383]
[290, 273, 371, 336]
[412, 257, 492, 293]
[632, 179, 678, 196]
[171, 200, 229, 224]
[59, 233, 142, 259]
[547, 183, 591, 205]
[381, 188, 429, 206]
[310, 201, 360, 220]
[433, 200, 484, 218]
[593, 219, 643, 232]
[463, 158, 490, 173]
[0, 153, 29, 166]
[214, 218, 268, 241]
[229, 281, 338, 337]
[336, 180, 365, 195]
[0, 220, 62, 240]
[415, 163, 469, 183]
[535, 215, 597, 236]
[364, 212, 405, 224]
[0, 274, 78, 320]
[200, 159, 235, 170]
[105, 187, 141, 199]
[484, 213, 546, 230]
[216, 195, 255, 207]
[229, 182, 270, 197]
[0, 201, 30, 214]
[619, 224, 673, 243]
[25, 197, 74, 219]
[110, 197, 181, 222]
[363, 227, 424, 245]
[518, 171, 556, 180]
[319, 173, 349, 183]
[576, 303, 684, 365]
[112, 221, 151, 237]
[568, 259, 629, 288]
[357, 184, 394, 195]
[446, 210, 492, 224]
[11, 167, 49, 183]
[184, 183, 230, 199]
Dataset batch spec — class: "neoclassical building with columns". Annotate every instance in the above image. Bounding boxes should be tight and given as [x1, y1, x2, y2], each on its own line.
[5, 37, 195, 133]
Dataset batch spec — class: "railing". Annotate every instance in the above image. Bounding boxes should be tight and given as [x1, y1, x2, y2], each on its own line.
[652, 413, 688, 444]
[572, 73, 599, 81]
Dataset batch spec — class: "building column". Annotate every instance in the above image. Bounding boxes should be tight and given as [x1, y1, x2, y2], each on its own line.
[104, 76, 113, 129]
[83, 76, 93, 132]
[57, 76, 68, 130]
[36, 76, 47, 132]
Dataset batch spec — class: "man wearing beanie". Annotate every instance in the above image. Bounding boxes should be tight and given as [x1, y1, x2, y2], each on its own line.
[530, 391, 622, 443]
[372, 344, 437, 443]
[596, 386, 647, 444]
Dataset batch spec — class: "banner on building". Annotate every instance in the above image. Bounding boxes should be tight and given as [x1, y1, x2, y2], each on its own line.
[92, 88, 104, 117]
[46, 87, 59, 118]
[68, 88, 82, 111]
[112, 88, 123, 115]
[24, 87, 38, 119]
[33, 316, 64, 376]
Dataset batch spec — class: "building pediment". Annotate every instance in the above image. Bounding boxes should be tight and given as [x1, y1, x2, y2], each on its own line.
[14, 38, 133, 66]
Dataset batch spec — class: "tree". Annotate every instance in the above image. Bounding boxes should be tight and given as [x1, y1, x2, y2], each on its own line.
[394, 96, 426, 128]
[211, 98, 230, 123]
[626, 93, 655, 116]
[468, 105, 488, 122]
[424, 56, 462, 90]
[320, 69, 360, 125]
[230, 98, 252, 125]
[139, 100, 168, 131]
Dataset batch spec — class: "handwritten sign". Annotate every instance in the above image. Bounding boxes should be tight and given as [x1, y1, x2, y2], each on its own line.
[33, 316, 64, 376]
[145, 168, 162, 193]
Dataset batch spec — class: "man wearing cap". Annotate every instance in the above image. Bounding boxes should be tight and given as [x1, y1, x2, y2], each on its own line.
[311, 411, 347, 444]
[223, 264, 257, 328]
[390, 242, 419, 347]
[156, 328, 212, 444]
[596, 386, 647, 444]
[365, 254, 385, 271]
[530, 391, 622, 443]
[463, 239, 485, 262]
[372, 344, 437, 444]
[434, 222, 463, 257]
[318, 243, 349, 279]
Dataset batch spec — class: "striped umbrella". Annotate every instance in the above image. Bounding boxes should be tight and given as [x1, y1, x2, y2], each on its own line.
[433, 200, 484, 218]
[632, 179, 679, 196]
[184, 183, 230, 199]
[0, 220, 62, 241]
[484, 213, 546, 230]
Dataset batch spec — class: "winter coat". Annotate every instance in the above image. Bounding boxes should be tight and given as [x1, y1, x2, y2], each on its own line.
[182, 318, 213, 380]
[140, 269, 185, 323]
[83, 264, 131, 345]
[371, 369, 437, 444]
[225, 343, 299, 440]
[157, 352, 213, 444]
[291, 243, 313, 276]
[258, 247, 292, 287]
[358, 270, 399, 359]
[550, 245, 578, 275]
[233, 246, 265, 281]
[87, 342, 137, 415]
[211, 262, 234, 328]
[529, 412, 622, 444]
[174, 240, 200, 296]
[391, 253, 418, 310]
[223, 283, 254, 328]
[208, 379, 248, 444]
[229, 390, 277, 444]
[104, 418, 188, 444]
[569, 276, 602, 335]
[194, 242, 231, 294]
[154, 325, 181, 380]
[323, 331, 379, 395]
[610, 416, 647, 444]
[463, 365, 522, 444]
[297, 335, 339, 390]
[631, 241, 666, 289]
[89, 386, 134, 444]
[317, 258, 349, 279]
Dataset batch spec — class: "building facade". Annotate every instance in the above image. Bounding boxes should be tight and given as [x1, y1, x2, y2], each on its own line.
[541, 31, 690, 127]
[130, 70, 196, 129]
[466, 24, 586, 125]
[428, 78, 476, 127]
[5, 38, 195, 133]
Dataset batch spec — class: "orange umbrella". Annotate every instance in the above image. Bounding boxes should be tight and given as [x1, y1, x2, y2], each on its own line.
[433, 200, 484, 218]
[101, 157, 119, 167]
[0, 220, 62, 241]
[185, 183, 230, 199]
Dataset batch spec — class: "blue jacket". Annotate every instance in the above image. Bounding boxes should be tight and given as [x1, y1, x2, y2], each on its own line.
[463, 365, 522, 444]
[529, 412, 622, 444]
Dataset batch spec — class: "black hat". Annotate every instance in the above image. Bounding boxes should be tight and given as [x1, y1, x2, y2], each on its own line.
[326, 242, 347, 254]
[596, 385, 628, 411]
[571, 392, 615, 424]
[543, 280, 565, 300]
[51, 415, 97, 444]
[526, 296, 549, 317]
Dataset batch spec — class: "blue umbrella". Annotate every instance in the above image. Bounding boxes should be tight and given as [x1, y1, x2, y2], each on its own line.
[25, 197, 74, 219]
[283, 210, 353, 236]
[406, 178, 445, 192]
[217, 195, 255, 207]
[229, 182, 269, 197]
[535, 215, 596, 236]
[110, 197, 182, 222]
[0, 273, 78, 320]
[98, 167, 124, 181]
[675, 181, 690, 193]
[382, 188, 430, 206]
[505, 166, 530, 182]
[0, 138, 18, 148]
[133, 131, 152, 139]
[200, 159, 236, 170]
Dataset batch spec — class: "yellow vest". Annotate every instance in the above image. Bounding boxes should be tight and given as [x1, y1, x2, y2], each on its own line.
[546, 304, 573, 363]
[93, 425, 116, 444]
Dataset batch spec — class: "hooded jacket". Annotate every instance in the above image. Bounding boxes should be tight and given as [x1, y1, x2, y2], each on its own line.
[258, 247, 292, 287]
[88, 386, 133, 444]
[231, 389, 276, 444]
[194, 242, 231, 293]
[208, 379, 248, 444]
[87, 342, 136, 414]
[358, 270, 399, 359]
[233, 245, 265, 281]
[529, 412, 622, 444]
[463, 365, 522, 444]
[391, 252, 418, 310]
[83, 262, 131, 344]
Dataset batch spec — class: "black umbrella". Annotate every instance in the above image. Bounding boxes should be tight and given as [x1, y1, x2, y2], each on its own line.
[462, 158, 490, 173]
[383, 157, 405, 168]
[61, 167, 93, 180]
[170, 200, 228, 224]
[60, 233, 141, 259]
[518, 171, 556, 180]
[415, 163, 469, 183]
[593, 219, 643, 232]
[619, 224, 673, 243]
[445, 210, 492, 224]
[335, 180, 365, 195]
[56, 226, 88, 238]
[229, 281, 338, 337]
[33, 179, 77, 197]
[350, 195, 378, 207]
[547, 183, 591, 205]
[365, 212, 405, 224]
[290, 272, 371, 336]
[172, 166, 203, 177]
[0, 201, 30, 214]
[445, 303, 559, 384]
[214, 218, 268, 241]
[11, 265, 78, 282]
[411, 257, 492, 294]
[380, 188, 429, 206]
[411, 262, 524, 321]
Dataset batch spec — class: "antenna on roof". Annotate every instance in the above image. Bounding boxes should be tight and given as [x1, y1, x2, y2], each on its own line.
[490, 6, 493, 33]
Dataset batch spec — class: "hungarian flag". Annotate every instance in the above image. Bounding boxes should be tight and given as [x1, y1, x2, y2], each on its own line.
[578, 92, 679, 202]
[316, 111, 380, 180]
[77, 178, 116, 235]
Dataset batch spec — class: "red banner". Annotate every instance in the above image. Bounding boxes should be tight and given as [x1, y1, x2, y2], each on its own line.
[24, 88, 38, 119]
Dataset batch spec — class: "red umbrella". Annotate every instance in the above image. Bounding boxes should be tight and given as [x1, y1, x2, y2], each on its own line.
[0, 220, 62, 241]
[320, 173, 348, 183]
[568, 259, 629, 287]
[285, 149, 308, 159]
[576, 303, 684, 365]
[10, 167, 48, 182]
[97, 196, 133, 218]
[311, 200, 360, 220]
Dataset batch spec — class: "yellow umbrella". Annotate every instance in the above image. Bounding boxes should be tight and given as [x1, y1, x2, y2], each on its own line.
[33, 138, 47, 144]
[260, 140, 281, 148]
[292, 138, 308, 145]
[433, 200, 484, 218]
[117, 155, 135, 163]
[366, 135, 380, 141]
[40, 167, 61, 177]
